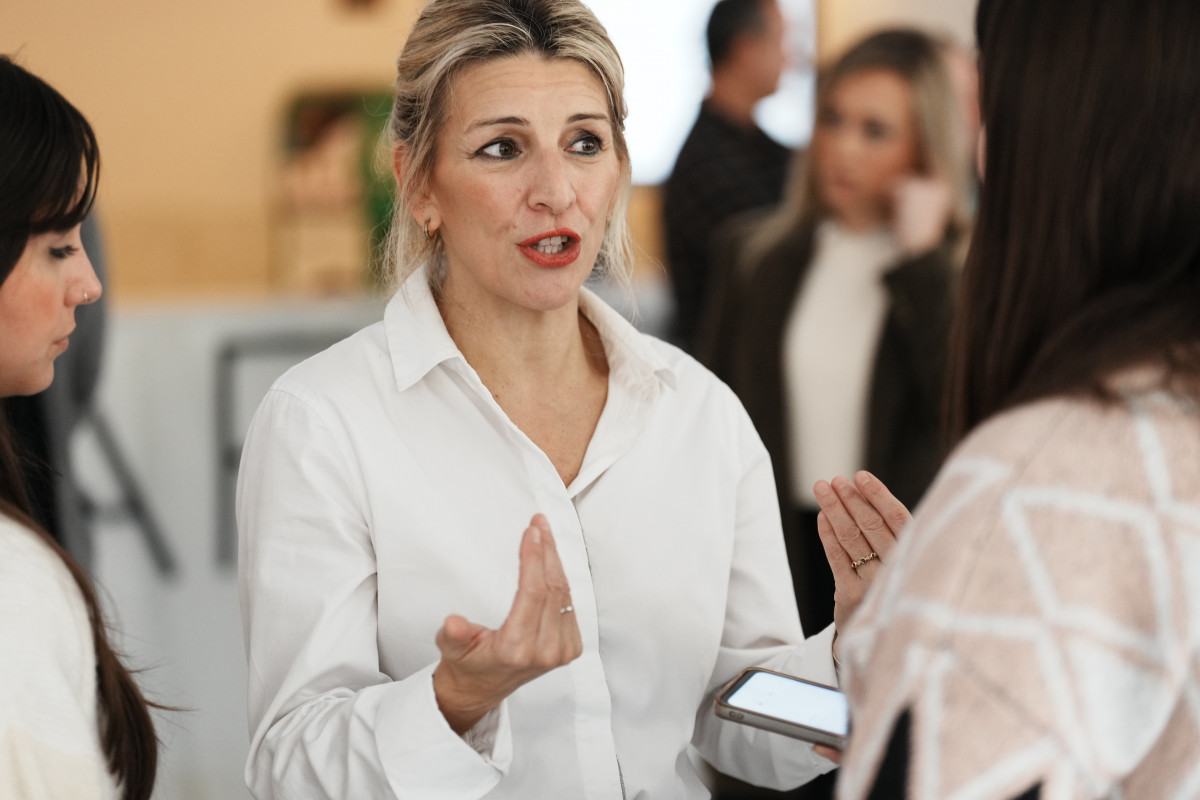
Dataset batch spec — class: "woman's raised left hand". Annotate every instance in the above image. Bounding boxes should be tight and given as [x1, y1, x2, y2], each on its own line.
[813, 471, 911, 631]
[432, 514, 583, 734]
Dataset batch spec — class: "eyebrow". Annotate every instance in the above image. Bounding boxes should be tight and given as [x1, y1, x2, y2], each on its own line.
[468, 112, 611, 131]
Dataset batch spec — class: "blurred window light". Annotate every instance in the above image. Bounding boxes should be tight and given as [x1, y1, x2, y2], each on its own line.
[589, 0, 816, 185]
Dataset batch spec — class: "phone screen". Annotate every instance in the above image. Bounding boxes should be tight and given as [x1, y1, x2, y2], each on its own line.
[724, 671, 849, 736]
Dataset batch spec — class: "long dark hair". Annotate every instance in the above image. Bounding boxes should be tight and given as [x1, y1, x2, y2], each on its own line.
[0, 55, 158, 800]
[946, 0, 1200, 441]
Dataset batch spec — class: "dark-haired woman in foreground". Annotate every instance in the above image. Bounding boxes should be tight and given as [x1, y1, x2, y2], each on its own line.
[811, 0, 1200, 796]
[0, 56, 158, 799]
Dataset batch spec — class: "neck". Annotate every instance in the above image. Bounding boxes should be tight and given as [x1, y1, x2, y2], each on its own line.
[832, 203, 889, 234]
[437, 286, 601, 397]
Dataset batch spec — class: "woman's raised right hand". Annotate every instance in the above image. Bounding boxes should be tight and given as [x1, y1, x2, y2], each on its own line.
[813, 471, 912, 632]
[432, 514, 583, 734]
[892, 174, 953, 256]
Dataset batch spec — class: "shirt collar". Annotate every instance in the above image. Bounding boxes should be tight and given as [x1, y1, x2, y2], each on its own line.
[577, 282, 676, 399]
[384, 265, 462, 393]
[384, 265, 677, 396]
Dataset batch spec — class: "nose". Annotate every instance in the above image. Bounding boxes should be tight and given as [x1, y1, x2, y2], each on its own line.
[527, 149, 575, 215]
[74, 248, 103, 306]
[828, 125, 859, 162]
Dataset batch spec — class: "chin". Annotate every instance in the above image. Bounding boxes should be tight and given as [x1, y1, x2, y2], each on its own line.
[520, 268, 591, 309]
[13, 367, 55, 397]
[522, 288, 582, 315]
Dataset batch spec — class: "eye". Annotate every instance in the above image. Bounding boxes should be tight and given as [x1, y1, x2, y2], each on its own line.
[477, 138, 520, 160]
[49, 245, 78, 260]
[568, 133, 603, 156]
[863, 120, 892, 141]
[818, 107, 843, 130]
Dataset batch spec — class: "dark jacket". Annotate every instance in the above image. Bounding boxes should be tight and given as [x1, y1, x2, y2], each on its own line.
[701, 217, 957, 617]
[663, 105, 792, 353]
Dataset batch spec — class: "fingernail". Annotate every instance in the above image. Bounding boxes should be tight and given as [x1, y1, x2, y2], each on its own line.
[530, 525, 541, 545]
[813, 481, 831, 498]
[856, 471, 872, 486]
[831, 476, 850, 491]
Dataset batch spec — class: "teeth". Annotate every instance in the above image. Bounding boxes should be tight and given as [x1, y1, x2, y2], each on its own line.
[534, 235, 569, 255]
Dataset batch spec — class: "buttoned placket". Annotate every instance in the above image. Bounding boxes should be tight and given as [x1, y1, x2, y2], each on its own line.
[441, 328, 657, 799]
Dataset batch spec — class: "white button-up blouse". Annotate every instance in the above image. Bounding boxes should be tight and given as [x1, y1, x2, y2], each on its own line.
[237, 267, 837, 799]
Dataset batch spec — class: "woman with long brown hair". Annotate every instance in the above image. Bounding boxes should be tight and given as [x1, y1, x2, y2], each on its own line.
[702, 28, 973, 643]
[0, 55, 158, 799]
[811, 0, 1200, 795]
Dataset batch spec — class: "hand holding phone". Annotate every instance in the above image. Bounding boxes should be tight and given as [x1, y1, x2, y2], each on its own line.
[714, 668, 848, 749]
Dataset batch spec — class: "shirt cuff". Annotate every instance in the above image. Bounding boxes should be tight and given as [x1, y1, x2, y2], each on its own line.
[462, 705, 505, 759]
[373, 663, 513, 799]
[797, 623, 839, 688]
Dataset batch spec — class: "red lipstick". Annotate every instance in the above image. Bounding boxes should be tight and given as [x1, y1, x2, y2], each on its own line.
[518, 228, 582, 268]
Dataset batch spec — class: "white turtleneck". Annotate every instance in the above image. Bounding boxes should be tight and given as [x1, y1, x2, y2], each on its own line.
[782, 219, 900, 507]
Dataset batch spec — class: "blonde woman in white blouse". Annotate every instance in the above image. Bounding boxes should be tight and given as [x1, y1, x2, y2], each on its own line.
[234, 1, 881, 798]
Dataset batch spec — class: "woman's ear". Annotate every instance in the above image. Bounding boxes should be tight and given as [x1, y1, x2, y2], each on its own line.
[395, 145, 441, 234]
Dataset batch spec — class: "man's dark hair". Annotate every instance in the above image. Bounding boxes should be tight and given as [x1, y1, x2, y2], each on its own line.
[706, 0, 771, 69]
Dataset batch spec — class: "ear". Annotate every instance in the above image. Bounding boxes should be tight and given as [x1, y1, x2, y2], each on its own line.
[394, 145, 442, 234]
[724, 32, 757, 73]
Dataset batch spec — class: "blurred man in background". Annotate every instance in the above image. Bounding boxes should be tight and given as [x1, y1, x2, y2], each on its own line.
[663, 0, 792, 353]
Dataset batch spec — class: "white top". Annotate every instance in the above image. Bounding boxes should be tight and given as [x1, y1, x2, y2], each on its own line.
[0, 515, 118, 800]
[237, 267, 838, 800]
[782, 220, 901, 507]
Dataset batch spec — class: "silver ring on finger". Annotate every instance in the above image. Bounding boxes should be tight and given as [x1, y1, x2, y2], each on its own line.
[559, 605, 574, 614]
[851, 552, 878, 570]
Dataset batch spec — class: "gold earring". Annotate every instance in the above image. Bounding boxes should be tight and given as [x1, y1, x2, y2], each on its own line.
[424, 220, 434, 241]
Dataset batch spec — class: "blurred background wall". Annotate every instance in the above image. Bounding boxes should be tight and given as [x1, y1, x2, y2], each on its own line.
[818, 0, 973, 57]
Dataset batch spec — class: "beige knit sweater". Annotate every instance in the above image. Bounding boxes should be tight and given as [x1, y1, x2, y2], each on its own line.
[837, 378, 1200, 799]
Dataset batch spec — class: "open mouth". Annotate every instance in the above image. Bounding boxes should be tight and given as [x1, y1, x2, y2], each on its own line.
[520, 229, 580, 249]
[532, 234, 572, 255]
[518, 229, 583, 267]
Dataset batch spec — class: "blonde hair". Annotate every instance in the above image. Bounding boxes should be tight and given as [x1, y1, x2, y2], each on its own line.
[742, 28, 973, 269]
[382, 0, 633, 294]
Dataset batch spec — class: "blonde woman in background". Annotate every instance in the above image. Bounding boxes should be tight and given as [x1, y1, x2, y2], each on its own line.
[237, 1, 877, 797]
[702, 29, 973, 653]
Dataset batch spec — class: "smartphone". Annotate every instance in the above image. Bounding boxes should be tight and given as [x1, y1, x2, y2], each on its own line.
[714, 667, 848, 749]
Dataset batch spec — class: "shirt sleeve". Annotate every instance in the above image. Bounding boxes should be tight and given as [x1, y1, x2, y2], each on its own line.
[237, 387, 513, 800]
[690, 402, 838, 788]
[0, 526, 114, 800]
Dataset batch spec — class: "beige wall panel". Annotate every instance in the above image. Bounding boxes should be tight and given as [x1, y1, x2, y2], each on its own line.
[3, 0, 423, 301]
